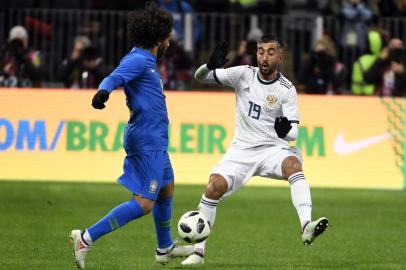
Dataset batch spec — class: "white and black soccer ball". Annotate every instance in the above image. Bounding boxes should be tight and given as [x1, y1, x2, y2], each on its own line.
[177, 211, 211, 243]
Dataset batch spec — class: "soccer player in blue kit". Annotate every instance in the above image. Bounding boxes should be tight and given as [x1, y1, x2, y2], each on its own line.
[69, 3, 193, 269]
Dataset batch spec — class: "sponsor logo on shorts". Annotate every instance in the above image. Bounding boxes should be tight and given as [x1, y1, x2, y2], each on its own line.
[149, 180, 158, 193]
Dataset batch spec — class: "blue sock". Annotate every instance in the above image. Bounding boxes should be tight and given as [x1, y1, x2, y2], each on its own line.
[153, 196, 174, 249]
[87, 199, 144, 242]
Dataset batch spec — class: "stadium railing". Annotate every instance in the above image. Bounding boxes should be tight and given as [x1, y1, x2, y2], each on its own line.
[1, 9, 406, 86]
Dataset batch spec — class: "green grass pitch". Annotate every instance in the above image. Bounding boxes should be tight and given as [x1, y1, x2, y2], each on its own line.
[1, 181, 405, 270]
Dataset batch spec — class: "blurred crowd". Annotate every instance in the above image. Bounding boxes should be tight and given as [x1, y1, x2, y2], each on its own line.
[1, 0, 406, 96]
[2, 0, 406, 16]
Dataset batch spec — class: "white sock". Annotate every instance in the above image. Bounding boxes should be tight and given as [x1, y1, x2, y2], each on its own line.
[194, 194, 219, 255]
[82, 229, 93, 245]
[288, 172, 312, 230]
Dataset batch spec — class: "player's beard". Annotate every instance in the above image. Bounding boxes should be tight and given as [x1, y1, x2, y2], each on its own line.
[260, 65, 271, 76]
[259, 64, 273, 77]
[259, 62, 278, 78]
[157, 46, 167, 59]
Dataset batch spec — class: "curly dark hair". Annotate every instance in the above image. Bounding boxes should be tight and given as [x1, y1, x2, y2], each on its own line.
[127, 2, 174, 49]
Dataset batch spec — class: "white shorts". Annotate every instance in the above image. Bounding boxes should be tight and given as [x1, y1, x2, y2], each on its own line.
[211, 145, 303, 198]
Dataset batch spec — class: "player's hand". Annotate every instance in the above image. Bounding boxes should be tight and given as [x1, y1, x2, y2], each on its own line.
[274, 116, 292, 138]
[92, 89, 110, 109]
[207, 41, 229, 70]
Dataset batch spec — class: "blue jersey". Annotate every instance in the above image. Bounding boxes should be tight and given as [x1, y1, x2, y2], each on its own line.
[98, 47, 169, 151]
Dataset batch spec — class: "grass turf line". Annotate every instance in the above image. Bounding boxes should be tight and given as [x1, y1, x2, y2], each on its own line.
[0, 181, 405, 270]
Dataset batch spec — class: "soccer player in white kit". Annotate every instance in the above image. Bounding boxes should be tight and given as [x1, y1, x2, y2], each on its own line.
[182, 35, 329, 265]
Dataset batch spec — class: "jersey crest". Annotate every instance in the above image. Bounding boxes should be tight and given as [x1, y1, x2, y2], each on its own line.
[149, 180, 158, 193]
[266, 95, 278, 108]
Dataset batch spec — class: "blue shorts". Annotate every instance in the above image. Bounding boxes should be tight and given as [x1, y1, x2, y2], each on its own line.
[117, 150, 174, 200]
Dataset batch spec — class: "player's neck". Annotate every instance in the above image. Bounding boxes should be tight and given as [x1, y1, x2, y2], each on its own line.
[150, 47, 158, 58]
[258, 70, 279, 81]
[137, 46, 157, 58]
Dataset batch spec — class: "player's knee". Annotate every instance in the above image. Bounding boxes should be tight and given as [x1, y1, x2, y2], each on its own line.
[141, 208, 151, 215]
[158, 182, 174, 198]
[205, 174, 228, 200]
[282, 156, 302, 179]
[132, 196, 154, 214]
[142, 203, 154, 214]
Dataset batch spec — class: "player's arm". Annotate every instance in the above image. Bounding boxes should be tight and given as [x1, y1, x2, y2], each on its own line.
[194, 64, 244, 88]
[194, 42, 229, 84]
[274, 87, 300, 141]
[194, 64, 215, 84]
[194, 41, 242, 88]
[92, 55, 146, 109]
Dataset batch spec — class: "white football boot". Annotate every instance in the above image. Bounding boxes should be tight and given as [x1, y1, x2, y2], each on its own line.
[69, 230, 91, 269]
[155, 244, 194, 264]
[302, 217, 329, 245]
[181, 251, 205, 265]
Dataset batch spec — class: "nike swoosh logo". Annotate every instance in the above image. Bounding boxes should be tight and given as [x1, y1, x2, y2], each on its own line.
[334, 132, 393, 155]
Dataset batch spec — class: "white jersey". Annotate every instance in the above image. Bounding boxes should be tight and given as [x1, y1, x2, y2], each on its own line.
[209, 65, 299, 148]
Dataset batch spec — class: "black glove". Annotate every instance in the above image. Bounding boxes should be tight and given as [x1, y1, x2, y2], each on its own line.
[274, 116, 292, 138]
[207, 41, 229, 70]
[92, 89, 110, 109]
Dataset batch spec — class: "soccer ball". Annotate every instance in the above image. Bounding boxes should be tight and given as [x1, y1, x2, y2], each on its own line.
[177, 211, 211, 243]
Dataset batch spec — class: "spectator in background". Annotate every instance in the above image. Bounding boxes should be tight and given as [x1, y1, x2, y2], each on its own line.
[351, 30, 383, 95]
[393, 0, 406, 15]
[0, 25, 41, 87]
[364, 38, 406, 96]
[340, 0, 373, 87]
[297, 36, 347, 94]
[63, 35, 92, 69]
[60, 41, 108, 88]
[341, 0, 373, 51]
[227, 28, 263, 67]
[158, 34, 193, 90]
[60, 35, 90, 87]
[229, 0, 259, 13]
[158, 0, 202, 45]
[284, 0, 328, 78]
